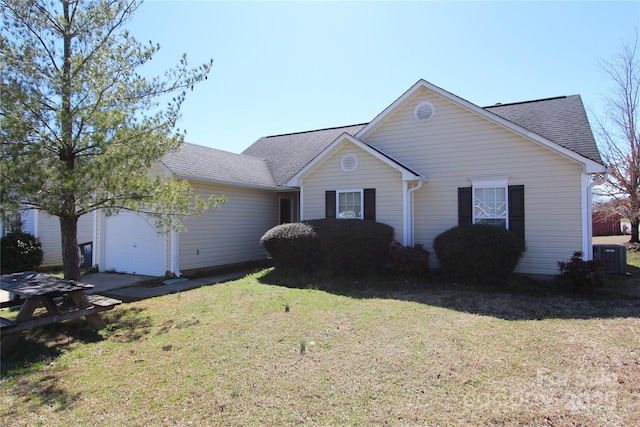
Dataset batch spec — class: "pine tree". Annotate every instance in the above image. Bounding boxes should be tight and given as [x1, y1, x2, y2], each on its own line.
[1, 0, 221, 279]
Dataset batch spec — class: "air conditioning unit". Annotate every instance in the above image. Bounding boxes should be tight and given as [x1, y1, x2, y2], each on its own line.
[593, 244, 628, 275]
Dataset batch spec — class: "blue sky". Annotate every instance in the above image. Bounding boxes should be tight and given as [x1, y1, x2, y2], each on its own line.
[128, 1, 639, 153]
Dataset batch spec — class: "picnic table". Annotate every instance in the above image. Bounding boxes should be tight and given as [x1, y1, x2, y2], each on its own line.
[1, 271, 121, 356]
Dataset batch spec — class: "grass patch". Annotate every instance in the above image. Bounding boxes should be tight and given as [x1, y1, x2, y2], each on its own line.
[1, 269, 639, 426]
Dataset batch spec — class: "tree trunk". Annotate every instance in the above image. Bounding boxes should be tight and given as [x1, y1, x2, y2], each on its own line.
[60, 214, 81, 280]
[630, 220, 640, 243]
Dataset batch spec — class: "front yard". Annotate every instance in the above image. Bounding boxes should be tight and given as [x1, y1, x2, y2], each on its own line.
[1, 247, 639, 426]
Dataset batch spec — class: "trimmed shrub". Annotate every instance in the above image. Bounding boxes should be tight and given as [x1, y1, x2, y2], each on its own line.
[0, 232, 44, 274]
[305, 218, 394, 276]
[557, 251, 605, 293]
[389, 242, 430, 278]
[260, 219, 394, 276]
[433, 224, 525, 283]
[260, 222, 319, 271]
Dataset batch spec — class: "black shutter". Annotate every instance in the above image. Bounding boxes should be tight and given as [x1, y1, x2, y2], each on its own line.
[364, 188, 376, 221]
[325, 191, 336, 218]
[508, 185, 525, 241]
[458, 187, 472, 225]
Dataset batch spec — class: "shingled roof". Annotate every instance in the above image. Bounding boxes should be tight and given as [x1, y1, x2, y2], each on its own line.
[161, 142, 276, 188]
[242, 124, 366, 186]
[484, 95, 603, 165]
[164, 90, 602, 190]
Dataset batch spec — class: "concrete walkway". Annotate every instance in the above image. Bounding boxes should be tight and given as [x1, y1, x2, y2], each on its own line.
[0, 270, 252, 304]
[81, 270, 252, 301]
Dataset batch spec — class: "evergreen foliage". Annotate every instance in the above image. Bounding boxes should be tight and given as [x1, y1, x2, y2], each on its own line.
[261, 219, 394, 276]
[433, 224, 525, 283]
[0, 232, 43, 274]
[0, 1, 221, 279]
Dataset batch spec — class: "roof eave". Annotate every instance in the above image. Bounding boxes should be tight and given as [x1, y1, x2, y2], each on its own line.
[172, 174, 279, 191]
[357, 79, 606, 173]
[286, 133, 426, 187]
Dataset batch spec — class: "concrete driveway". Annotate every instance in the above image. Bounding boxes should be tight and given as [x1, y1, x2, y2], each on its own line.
[81, 272, 155, 295]
[1, 270, 252, 303]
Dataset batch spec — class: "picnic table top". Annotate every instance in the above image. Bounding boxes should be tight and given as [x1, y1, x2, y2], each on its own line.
[0, 271, 93, 298]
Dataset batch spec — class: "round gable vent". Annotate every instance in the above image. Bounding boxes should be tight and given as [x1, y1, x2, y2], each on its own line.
[414, 101, 435, 122]
[341, 154, 358, 172]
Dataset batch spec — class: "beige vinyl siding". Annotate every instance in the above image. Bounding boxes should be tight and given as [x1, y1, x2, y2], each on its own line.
[37, 211, 94, 268]
[178, 182, 279, 271]
[149, 162, 171, 179]
[302, 142, 404, 240]
[365, 86, 585, 275]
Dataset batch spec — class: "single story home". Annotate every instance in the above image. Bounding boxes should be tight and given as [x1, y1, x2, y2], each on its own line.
[29, 79, 608, 277]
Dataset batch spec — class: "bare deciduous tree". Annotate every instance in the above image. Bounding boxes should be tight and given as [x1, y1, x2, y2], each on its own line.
[595, 32, 640, 243]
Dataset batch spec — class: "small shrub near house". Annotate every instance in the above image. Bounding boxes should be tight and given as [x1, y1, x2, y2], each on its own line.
[260, 222, 319, 271]
[557, 251, 605, 293]
[389, 242, 430, 278]
[433, 224, 525, 284]
[0, 231, 44, 274]
[261, 219, 394, 276]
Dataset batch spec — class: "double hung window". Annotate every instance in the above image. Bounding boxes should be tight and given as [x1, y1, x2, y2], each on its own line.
[458, 177, 525, 241]
[325, 189, 376, 221]
[474, 186, 507, 228]
[337, 190, 363, 219]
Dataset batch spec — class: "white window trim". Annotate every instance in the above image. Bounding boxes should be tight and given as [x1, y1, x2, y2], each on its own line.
[336, 189, 364, 220]
[470, 176, 509, 228]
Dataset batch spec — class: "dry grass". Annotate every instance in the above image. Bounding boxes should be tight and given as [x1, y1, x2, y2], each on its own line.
[593, 235, 630, 244]
[1, 268, 639, 426]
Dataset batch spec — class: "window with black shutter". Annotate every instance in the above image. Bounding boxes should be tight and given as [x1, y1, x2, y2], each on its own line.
[325, 189, 376, 221]
[458, 185, 525, 240]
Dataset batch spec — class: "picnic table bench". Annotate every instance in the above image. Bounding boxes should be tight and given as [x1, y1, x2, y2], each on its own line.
[1, 271, 121, 356]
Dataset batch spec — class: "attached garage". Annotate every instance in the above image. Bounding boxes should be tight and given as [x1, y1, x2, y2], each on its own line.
[103, 211, 167, 276]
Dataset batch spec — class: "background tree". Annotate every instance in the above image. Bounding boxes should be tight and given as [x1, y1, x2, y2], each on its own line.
[595, 32, 640, 243]
[1, 0, 222, 280]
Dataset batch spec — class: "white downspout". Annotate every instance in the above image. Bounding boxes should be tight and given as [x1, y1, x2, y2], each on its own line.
[299, 180, 305, 221]
[407, 180, 424, 247]
[584, 171, 608, 259]
[402, 181, 409, 245]
[171, 230, 181, 277]
[33, 209, 39, 238]
[98, 210, 106, 271]
[92, 209, 97, 267]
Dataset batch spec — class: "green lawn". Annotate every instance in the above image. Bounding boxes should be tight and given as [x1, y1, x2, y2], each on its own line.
[1, 267, 639, 426]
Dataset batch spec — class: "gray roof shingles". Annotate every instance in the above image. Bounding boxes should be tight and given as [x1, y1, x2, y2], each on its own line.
[242, 124, 367, 186]
[484, 95, 603, 165]
[161, 142, 276, 188]
[165, 93, 603, 189]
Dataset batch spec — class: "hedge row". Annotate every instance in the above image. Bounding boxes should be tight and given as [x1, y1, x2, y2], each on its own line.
[261, 219, 394, 276]
[433, 224, 525, 283]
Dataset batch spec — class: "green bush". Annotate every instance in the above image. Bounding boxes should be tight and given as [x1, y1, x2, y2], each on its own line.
[260, 222, 319, 271]
[260, 219, 394, 276]
[0, 232, 44, 274]
[557, 251, 605, 293]
[389, 243, 430, 278]
[433, 224, 525, 283]
[305, 219, 394, 276]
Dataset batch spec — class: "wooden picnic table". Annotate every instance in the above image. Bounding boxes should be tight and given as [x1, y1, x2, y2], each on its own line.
[1, 271, 121, 356]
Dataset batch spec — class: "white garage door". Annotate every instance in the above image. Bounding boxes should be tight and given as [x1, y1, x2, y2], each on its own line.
[104, 211, 166, 276]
